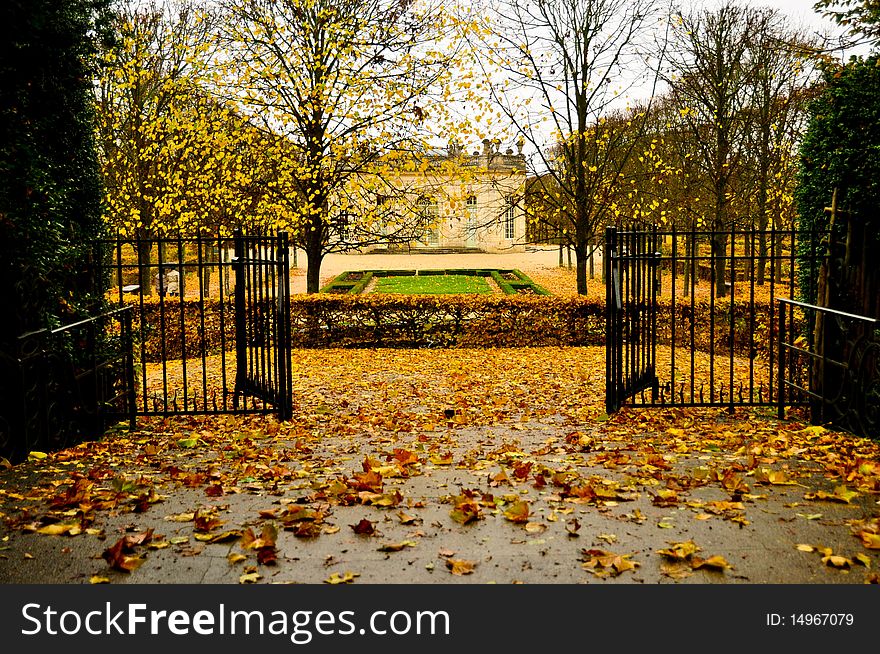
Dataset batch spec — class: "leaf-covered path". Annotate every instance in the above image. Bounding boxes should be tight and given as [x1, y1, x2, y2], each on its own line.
[1, 347, 878, 584]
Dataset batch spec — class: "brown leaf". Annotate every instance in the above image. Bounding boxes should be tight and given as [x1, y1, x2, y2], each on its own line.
[446, 559, 476, 575]
[102, 537, 145, 573]
[377, 540, 417, 552]
[204, 484, 224, 497]
[351, 519, 376, 535]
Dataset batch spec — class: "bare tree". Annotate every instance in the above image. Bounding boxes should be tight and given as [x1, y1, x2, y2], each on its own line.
[474, 0, 667, 294]
[741, 10, 818, 284]
[664, 2, 760, 297]
[218, 0, 468, 292]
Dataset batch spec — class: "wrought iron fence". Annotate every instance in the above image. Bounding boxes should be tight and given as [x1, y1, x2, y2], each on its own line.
[778, 298, 880, 439]
[606, 225, 827, 410]
[0, 307, 135, 463]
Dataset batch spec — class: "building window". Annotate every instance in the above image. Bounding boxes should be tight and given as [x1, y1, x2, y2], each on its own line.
[466, 195, 478, 220]
[503, 201, 515, 240]
[420, 196, 439, 244]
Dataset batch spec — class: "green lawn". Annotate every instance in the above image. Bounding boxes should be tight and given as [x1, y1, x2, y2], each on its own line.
[373, 274, 492, 295]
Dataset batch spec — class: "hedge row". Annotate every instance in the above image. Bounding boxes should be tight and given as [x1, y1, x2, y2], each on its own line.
[125, 294, 785, 362]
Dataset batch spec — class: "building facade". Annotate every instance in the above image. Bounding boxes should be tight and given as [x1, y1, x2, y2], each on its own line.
[371, 138, 528, 252]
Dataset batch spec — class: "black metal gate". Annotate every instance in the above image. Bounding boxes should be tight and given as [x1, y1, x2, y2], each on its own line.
[605, 226, 660, 412]
[231, 230, 293, 421]
[101, 230, 293, 421]
[603, 224, 827, 413]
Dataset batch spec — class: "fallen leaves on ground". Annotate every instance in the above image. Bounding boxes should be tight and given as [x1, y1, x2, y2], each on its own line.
[0, 347, 878, 584]
[580, 548, 640, 578]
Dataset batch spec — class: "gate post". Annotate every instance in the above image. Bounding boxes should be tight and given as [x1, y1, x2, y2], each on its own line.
[605, 226, 619, 413]
[276, 232, 293, 421]
[232, 229, 247, 410]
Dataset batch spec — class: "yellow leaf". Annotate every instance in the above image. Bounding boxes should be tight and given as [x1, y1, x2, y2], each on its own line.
[239, 572, 262, 584]
[691, 555, 732, 571]
[796, 544, 815, 553]
[822, 554, 852, 568]
[36, 524, 73, 536]
[28, 451, 48, 461]
[657, 540, 699, 560]
[325, 571, 359, 584]
[859, 532, 880, 550]
[89, 576, 111, 584]
[503, 500, 530, 523]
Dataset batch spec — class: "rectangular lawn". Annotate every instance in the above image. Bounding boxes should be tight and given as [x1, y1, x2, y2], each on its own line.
[373, 274, 492, 295]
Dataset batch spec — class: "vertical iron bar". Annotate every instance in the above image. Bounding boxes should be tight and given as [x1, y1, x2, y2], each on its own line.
[651, 225, 659, 403]
[197, 235, 209, 412]
[177, 232, 188, 411]
[233, 229, 247, 410]
[769, 221, 777, 396]
[709, 229, 716, 402]
[115, 235, 124, 305]
[135, 234, 148, 413]
[729, 223, 735, 412]
[278, 231, 292, 420]
[670, 225, 677, 401]
[689, 227, 696, 403]
[605, 226, 617, 413]
[124, 308, 136, 429]
[218, 233, 229, 411]
[778, 299, 785, 419]
[749, 226, 756, 402]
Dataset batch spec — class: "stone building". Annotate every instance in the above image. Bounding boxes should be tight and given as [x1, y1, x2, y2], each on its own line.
[369, 137, 528, 252]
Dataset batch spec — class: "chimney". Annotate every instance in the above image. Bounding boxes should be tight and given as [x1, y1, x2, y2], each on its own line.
[482, 138, 491, 156]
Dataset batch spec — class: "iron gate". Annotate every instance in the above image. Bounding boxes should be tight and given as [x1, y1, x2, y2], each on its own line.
[605, 226, 660, 412]
[231, 230, 293, 421]
[101, 230, 293, 420]
[603, 225, 827, 413]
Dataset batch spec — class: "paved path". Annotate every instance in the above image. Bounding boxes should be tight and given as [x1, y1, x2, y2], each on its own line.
[0, 344, 877, 585]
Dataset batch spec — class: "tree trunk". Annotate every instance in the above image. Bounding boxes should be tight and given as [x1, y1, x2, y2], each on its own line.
[757, 231, 768, 285]
[588, 242, 595, 279]
[136, 232, 153, 294]
[713, 232, 728, 297]
[305, 245, 323, 294]
[575, 242, 588, 295]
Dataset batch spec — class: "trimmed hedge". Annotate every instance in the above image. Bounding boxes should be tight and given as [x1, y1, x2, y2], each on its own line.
[126, 294, 783, 362]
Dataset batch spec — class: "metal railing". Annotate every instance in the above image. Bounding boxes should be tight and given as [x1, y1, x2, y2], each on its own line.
[778, 297, 879, 439]
[0, 307, 135, 462]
